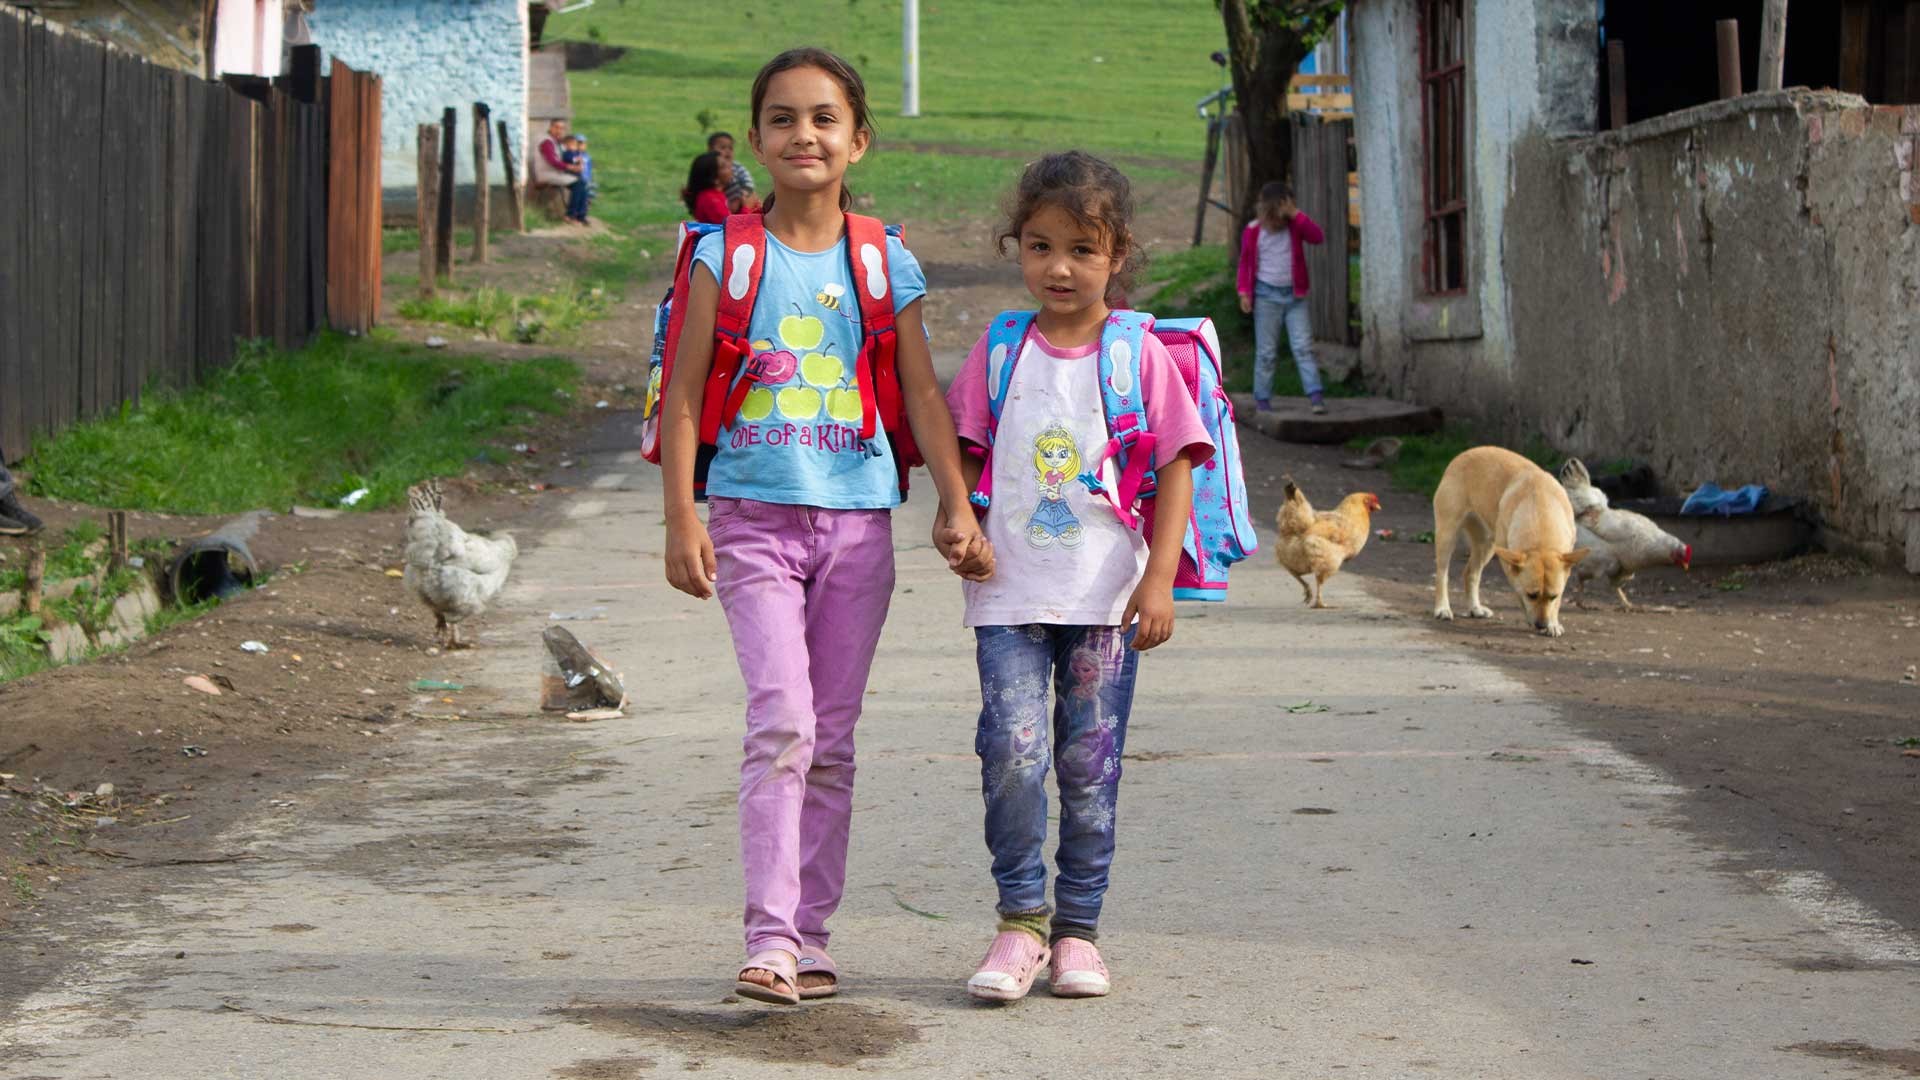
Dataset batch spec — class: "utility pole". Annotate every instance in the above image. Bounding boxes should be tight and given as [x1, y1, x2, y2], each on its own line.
[902, 0, 920, 117]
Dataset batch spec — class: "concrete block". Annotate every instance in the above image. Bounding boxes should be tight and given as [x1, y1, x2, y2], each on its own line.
[46, 623, 88, 664]
[1230, 394, 1443, 446]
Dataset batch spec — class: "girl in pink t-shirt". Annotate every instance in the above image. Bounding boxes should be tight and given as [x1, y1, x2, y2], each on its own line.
[943, 151, 1214, 1002]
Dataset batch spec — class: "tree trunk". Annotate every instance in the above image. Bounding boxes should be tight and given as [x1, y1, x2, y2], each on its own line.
[1220, 0, 1313, 244]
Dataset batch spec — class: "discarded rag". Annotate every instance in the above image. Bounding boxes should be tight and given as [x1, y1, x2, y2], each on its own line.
[1681, 482, 1770, 516]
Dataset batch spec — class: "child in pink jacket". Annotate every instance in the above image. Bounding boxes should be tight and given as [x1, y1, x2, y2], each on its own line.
[1236, 182, 1326, 413]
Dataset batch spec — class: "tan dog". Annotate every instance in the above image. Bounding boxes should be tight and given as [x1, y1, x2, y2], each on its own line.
[1431, 447, 1588, 637]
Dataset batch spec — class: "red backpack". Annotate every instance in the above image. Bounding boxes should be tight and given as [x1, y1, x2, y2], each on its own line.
[640, 213, 922, 494]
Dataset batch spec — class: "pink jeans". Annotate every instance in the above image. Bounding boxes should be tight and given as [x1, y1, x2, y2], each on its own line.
[709, 497, 895, 959]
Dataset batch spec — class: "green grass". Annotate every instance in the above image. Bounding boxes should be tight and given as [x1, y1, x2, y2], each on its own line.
[397, 285, 611, 344]
[1349, 424, 1565, 498]
[549, 0, 1228, 239]
[23, 335, 579, 514]
[383, 227, 514, 256]
[1141, 243, 1360, 398]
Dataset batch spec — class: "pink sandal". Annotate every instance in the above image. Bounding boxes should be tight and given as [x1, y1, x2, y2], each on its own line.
[1048, 937, 1110, 998]
[798, 945, 840, 999]
[967, 931, 1050, 1002]
[735, 948, 800, 1006]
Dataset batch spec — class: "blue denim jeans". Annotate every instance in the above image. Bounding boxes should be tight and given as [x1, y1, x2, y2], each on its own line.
[566, 177, 591, 221]
[974, 624, 1139, 936]
[1253, 280, 1321, 400]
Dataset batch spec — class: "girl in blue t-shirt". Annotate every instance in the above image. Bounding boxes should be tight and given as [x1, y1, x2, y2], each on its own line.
[657, 46, 991, 1006]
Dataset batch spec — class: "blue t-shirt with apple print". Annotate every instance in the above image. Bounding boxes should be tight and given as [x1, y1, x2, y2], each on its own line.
[692, 229, 926, 509]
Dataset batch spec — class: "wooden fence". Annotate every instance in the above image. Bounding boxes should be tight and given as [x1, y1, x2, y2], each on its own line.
[0, 8, 382, 463]
[1290, 112, 1356, 345]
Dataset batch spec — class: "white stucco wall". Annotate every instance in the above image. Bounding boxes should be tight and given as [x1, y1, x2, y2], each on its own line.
[1351, 0, 1594, 375]
[305, 0, 528, 190]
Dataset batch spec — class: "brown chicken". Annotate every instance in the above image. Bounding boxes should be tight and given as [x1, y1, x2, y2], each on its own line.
[1275, 478, 1381, 608]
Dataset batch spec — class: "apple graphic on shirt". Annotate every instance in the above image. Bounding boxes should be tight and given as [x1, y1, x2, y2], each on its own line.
[800, 351, 845, 388]
[777, 386, 822, 419]
[738, 387, 775, 422]
[778, 314, 825, 351]
[752, 349, 798, 385]
[825, 387, 863, 423]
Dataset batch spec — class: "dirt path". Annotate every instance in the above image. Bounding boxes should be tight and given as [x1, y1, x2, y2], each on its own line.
[6, 181, 1917, 1076]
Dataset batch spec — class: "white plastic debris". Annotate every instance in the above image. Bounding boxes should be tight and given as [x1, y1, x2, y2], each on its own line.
[239, 641, 269, 654]
[425, 335, 449, 349]
[340, 487, 370, 507]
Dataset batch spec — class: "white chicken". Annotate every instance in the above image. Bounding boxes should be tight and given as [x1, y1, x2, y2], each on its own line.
[1557, 459, 1690, 610]
[403, 480, 518, 648]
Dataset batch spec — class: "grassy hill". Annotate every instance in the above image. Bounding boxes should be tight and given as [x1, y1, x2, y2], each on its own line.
[547, 0, 1229, 237]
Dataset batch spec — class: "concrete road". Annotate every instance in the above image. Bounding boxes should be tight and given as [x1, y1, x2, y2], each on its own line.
[5, 405, 1918, 1079]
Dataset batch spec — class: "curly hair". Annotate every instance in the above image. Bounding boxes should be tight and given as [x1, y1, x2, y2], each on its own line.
[995, 151, 1141, 292]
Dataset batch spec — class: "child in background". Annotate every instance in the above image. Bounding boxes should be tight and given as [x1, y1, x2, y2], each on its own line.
[945, 151, 1214, 1002]
[658, 46, 991, 1006]
[562, 134, 596, 212]
[680, 150, 729, 225]
[709, 130, 761, 213]
[1236, 181, 1327, 414]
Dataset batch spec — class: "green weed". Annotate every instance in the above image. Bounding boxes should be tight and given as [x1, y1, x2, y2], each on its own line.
[383, 227, 514, 256]
[23, 334, 579, 514]
[1346, 425, 1563, 498]
[398, 286, 610, 344]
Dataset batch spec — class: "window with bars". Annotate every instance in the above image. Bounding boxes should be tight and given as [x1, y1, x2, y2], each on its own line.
[1421, 0, 1467, 295]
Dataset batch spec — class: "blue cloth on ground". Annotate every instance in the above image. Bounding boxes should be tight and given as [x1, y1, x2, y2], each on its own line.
[1681, 482, 1769, 516]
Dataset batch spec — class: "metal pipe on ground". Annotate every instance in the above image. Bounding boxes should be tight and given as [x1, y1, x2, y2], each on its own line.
[167, 511, 269, 605]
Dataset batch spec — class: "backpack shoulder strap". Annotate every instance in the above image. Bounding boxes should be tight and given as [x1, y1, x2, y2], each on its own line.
[965, 310, 1036, 513]
[1099, 310, 1154, 436]
[983, 310, 1036, 436]
[699, 215, 768, 445]
[842, 213, 894, 441]
[712, 213, 767, 344]
[1090, 310, 1159, 527]
[844, 214, 894, 332]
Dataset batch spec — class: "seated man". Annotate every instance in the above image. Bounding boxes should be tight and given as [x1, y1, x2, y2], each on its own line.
[533, 118, 585, 223]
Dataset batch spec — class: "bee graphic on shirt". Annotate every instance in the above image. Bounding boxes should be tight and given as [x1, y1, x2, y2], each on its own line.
[814, 283, 846, 311]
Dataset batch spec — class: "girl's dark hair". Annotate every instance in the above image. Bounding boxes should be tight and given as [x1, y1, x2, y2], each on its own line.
[748, 47, 873, 213]
[996, 151, 1140, 290]
[1257, 181, 1296, 229]
[682, 151, 724, 214]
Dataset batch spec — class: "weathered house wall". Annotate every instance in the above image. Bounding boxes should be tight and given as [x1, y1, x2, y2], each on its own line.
[1352, 0, 1920, 568]
[304, 0, 526, 191]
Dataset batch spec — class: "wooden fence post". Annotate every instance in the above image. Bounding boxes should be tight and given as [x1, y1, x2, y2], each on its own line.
[417, 123, 438, 298]
[498, 119, 524, 233]
[435, 106, 456, 282]
[1607, 40, 1628, 129]
[472, 102, 491, 263]
[23, 544, 43, 616]
[107, 511, 128, 575]
[1757, 0, 1788, 92]
[1717, 20, 1742, 98]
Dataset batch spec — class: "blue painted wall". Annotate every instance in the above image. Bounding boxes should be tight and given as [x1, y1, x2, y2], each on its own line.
[306, 0, 526, 190]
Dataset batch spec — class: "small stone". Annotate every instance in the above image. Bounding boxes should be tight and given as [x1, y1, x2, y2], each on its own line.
[94, 783, 114, 797]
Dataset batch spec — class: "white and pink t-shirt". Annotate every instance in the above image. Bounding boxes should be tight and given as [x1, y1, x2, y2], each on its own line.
[945, 325, 1214, 628]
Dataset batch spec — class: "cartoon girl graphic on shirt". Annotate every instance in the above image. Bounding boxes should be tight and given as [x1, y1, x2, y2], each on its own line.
[1027, 425, 1085, 549]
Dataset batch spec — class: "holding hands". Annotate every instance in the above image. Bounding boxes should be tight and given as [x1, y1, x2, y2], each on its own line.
[934, 507, 994, 582]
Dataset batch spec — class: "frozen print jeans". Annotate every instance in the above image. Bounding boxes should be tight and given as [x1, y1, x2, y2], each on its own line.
[710, 497, 895, 960]
[974, 623, 1139, 941]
